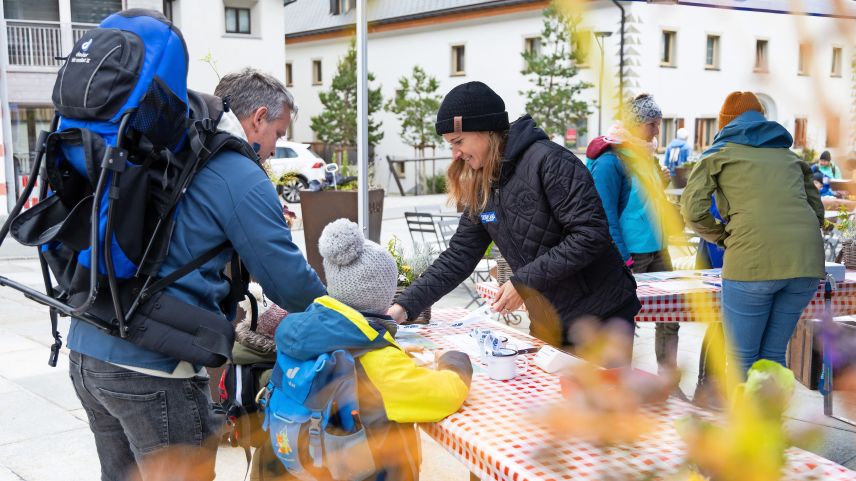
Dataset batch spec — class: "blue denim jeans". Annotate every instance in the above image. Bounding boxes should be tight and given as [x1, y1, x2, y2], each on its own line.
[69, 351, 224, 481]
[721, 277, 819, 375]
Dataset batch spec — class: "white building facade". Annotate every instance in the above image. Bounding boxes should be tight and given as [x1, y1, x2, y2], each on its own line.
[284, 0, 856, 195]
[0, 0, 287, 214]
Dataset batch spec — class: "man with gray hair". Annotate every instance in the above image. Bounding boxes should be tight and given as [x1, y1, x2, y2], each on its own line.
[67, 67, 325, 480]
[214, 67, 297, 160]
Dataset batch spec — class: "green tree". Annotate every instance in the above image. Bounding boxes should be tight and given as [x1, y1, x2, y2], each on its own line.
[520, 5, 593, 138]
[310, 40, 384, 157]
[385, 65, 442, 157]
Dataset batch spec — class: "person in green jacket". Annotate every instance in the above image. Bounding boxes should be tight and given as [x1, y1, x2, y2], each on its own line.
[681, 91, 824, 376]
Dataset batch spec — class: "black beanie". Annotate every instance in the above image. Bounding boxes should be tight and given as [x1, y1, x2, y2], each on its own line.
[820, 150, 832, 161]
[435, 81, 509, 135]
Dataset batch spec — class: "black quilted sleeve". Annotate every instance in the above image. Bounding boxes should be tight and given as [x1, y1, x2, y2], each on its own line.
[511, 149, 612, 292]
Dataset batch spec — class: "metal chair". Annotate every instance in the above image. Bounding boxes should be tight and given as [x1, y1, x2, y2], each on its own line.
[436, 217, 495, 308]
[404, 211, 442, 253]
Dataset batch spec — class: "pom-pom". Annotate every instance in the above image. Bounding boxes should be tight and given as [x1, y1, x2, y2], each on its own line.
[319, 218, 364, 266]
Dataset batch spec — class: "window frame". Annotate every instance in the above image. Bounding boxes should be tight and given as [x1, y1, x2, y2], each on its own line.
[224, 6, 251, 35]
[312, 59, 323, 86]
[658, 117, 685, 154]
[694, 117, 716, 151]
[451, 44, 466, 77]
[827, 116, 840, 148]
[660, 30, 677, 67]
[831, 46, 843, 77]
[576, 30, 592, 68]
[705, 34, 720, 70]
[285, 62, 293, 87]
[797, 42, 812, 76]
[793, 117, 808, 148]
[754, 39, 769, 73]
[524, 36, 541, 57]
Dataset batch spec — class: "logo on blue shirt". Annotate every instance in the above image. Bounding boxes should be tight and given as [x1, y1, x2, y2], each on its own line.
[480, 211, 497, 223]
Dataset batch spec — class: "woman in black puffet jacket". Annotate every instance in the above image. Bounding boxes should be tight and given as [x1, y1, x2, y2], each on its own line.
[388, 81, 640, 361]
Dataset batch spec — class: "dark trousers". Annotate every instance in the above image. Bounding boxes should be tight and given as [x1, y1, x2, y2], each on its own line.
[631, 250, 678, 373]
[69, 351, 224, 481]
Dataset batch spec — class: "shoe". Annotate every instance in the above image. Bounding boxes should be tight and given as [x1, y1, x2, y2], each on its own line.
[692, 382, 725, 411]
[670, 387, 690, 402]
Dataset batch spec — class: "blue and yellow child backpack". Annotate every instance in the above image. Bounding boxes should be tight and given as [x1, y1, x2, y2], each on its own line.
[261, 346, 388, 480]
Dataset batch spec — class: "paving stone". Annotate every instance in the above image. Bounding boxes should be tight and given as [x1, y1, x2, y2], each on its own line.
[0, 390, 85, 446]
[0, 331, 42, 354]
[0, 349, 69, 381]
[13, 370, 82, 411]
[0, 427, 98, 481]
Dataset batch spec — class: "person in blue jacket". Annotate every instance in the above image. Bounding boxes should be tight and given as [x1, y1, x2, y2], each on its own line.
[663, 127, 692, 176]
[587, 94, 684, 396]
[67, 69, 326, 480]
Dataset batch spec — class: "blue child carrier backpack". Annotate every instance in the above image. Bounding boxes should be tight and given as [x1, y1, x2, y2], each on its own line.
[0, 9, 260, 367]
[260, 347, 382, 481]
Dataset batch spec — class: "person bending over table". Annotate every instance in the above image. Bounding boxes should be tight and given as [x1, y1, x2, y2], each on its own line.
[387, 81, 641, 360]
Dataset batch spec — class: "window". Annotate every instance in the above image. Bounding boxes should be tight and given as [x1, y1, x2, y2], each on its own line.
[798, 43, 812, 75]
[576, 30, 592, 67]
[754, 39, 769, 72]
[71, 0, 122, 24]
[9, 106, 54, 194]
[793, 118, 807, 148]
[827, 116, 840, 148]
[658, 118, 685, 153]
[275, 147, 299, 159]
[451, 45, 466, 76]
[694, 118, 716, 150]
[330, 0, 355, 15]
[225, 7, 250, 34]
[705, 35, 720, 69]
[312, 59, 322, 85]
[524, 37, 541, 57]
[3, 0, 60, 21]
[285, 62, 293, 87]
[661, 30, 677, 67]
[831, 47, 843, 77]
[163, 0, 174, 21]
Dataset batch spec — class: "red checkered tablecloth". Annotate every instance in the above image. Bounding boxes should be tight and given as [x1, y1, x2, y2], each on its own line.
[476, 270, 856, 323]
[420, 308, 856, 481]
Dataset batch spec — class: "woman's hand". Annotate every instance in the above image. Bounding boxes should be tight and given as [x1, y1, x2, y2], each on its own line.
[491, 280, 524, 315]
[387, 303, 408, 324]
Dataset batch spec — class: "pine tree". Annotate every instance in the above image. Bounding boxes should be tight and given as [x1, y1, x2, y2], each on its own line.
[310, 40, 384, 157]
[520, 5, 593, 138]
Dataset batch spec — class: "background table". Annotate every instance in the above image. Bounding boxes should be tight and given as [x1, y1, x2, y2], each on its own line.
[476, 269, 856, 323]
[419, 308, 856, 481]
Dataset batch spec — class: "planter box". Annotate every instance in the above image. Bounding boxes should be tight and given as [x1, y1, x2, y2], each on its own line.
[300, 189, 384, 284]
[787, 317, 856, 390]
[671, 166, 691, 188]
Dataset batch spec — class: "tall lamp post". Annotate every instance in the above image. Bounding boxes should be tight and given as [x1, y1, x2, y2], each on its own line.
[594, 31, 613, 137]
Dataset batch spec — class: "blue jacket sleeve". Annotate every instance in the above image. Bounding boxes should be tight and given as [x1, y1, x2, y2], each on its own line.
[588, 155, 630, 260]
[223, 177, 327, 313]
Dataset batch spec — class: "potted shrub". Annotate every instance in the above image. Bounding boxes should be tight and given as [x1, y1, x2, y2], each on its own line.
[835, 207, 856, 268]
[387, 236, 436, 323]
[671, 160, 698, 189]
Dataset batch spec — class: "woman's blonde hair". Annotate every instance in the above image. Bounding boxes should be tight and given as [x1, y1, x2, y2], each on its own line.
[446, 131, 507, 214]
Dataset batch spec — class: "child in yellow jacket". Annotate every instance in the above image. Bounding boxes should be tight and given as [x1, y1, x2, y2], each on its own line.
[268, 219, 472, 481]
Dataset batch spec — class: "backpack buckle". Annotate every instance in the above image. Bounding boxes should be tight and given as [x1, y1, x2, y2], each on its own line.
[308, 412, 324, 467]
[102, 146, 128, 172]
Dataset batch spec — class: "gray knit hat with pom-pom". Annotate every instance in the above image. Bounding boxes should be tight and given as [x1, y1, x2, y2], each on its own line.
[318, 219, 398, 315]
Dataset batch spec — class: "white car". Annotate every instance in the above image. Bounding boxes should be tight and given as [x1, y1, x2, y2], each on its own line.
[266, 141, 326, 203]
